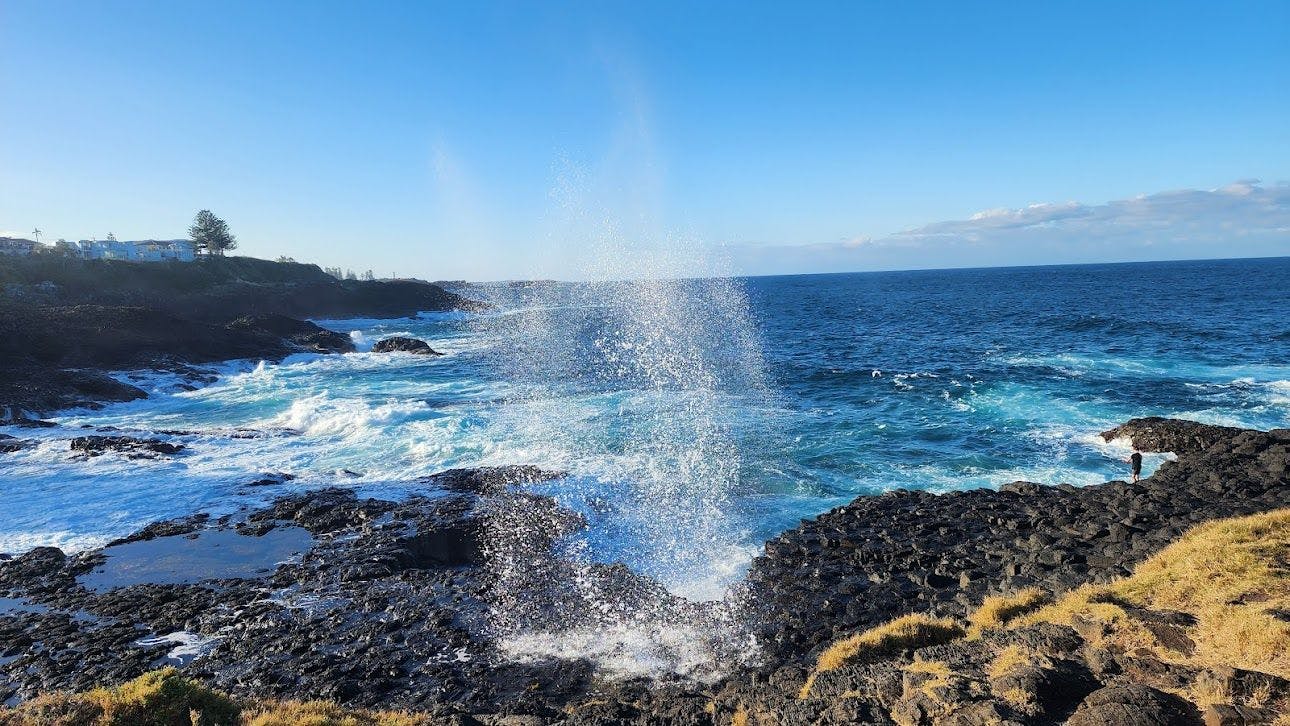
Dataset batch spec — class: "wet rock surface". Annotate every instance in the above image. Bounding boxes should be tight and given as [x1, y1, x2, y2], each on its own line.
[69, 435, 186, 459]
[0, 434, 33, 454]
[0, 364, 148, 415]
[746, 418, 1290, 665]
[372, 336, 444, 355]
[0, 465, 709, 717]
[225, 313, 356, 354]
[1, 418, 1287, 724]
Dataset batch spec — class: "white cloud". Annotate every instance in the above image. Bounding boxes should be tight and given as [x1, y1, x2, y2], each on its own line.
[727, 181, 1290, 275]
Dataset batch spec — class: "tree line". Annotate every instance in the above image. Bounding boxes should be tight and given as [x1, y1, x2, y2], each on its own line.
[190, 210, 377, 280]
[322, 267, 376, 281]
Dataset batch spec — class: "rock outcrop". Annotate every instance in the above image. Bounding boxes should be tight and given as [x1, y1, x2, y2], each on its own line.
[225, 313, 356, 354]
[371, 336, 443, 355]
[0, 256, 487, 415]
[0, 433, 33, 453]
[744, 418, 1290, 665]
[0, 466, 711, 715]
[69, 435, 185, 459]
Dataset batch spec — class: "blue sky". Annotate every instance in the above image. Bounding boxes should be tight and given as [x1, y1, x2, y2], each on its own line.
[2, 1, 1287, 280]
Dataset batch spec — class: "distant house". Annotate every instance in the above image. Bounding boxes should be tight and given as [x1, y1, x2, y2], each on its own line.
[0, 237, 37, 256]
[70, 239, 195, 263]
[134, 239, 196, 262]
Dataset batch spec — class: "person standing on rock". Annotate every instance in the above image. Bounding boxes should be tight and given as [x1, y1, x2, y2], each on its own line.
[1126, 449, 1143, 483]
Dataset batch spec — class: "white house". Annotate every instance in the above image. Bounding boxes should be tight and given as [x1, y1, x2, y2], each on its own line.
[134, 239, 196, 262]
[0, 237, 37, 256]
[70, 239, 195, 262]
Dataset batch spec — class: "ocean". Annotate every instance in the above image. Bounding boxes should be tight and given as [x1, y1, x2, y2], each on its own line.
[2, 256, 1288, 603]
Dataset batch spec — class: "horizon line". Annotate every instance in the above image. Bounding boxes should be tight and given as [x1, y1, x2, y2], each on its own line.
[440, 253, 1290, 286]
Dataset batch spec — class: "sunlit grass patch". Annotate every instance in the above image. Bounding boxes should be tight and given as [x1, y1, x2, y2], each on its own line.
[1017, 508, 1290, 679]
[967, 587, 1051, 637]
[241, 700, 430, 726]
[0, 671, 428, 726]
[798, 613, 964, 699]
[0, 668, 238, 726]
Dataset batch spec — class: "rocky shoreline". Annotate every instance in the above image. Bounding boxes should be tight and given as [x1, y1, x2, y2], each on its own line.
[0, 255, 482, 416]
[2, 417, 1287, 724]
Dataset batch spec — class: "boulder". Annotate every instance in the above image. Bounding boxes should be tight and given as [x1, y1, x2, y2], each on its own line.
[69, 435, 184, 458]
[0, 365, 148, 415]
[418, 466, 567, 495]
[372, 336, 442, 355]
[0, 434, 33, 453]
[1100, 417, 1248, 455]
[1066, 684, 1201, 726]
[225, 314, 355, 354]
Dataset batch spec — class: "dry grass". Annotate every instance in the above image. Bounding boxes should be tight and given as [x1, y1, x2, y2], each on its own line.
[998, 686, 1034, 709]
[0, 668, 239, 726]
[798, 614, 965, 699]
[1018, 508, 1290, 679]
[730, 703, 748, 726]
[967, 587, 1051, 637]
[241, 700, 430, 726]
[902, 658, 952, 698]
[0, 670, 429, 726]
[985, 645, 1051, 711]
[985, 645, 1029, 680]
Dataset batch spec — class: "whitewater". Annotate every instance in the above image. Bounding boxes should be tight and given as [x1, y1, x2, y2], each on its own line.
[2, 257, 1288, 607]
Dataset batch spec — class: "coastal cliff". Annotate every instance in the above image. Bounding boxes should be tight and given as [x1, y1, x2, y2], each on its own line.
[1, 417, 1287, 724]
[0, 256, 483, 415]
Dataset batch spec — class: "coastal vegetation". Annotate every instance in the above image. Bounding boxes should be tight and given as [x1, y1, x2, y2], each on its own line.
[791, 506, 1290, 721]
[797, 614, 964, 698]
[1014, 508, 1290, 680]
[0, 668, 428, 725]
[966, 587, 1052, 636]
[188, 210, 237, 257]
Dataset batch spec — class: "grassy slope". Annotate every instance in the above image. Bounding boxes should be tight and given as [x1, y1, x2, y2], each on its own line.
[800, 508, 1290, 714]
[0, 255, 475, 323]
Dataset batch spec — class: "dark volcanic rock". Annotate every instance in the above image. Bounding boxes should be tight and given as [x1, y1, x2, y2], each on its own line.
[372, 336, 443, 355]
[246, 472, 296, 487]
[419, 465, 569, 494]
[0, 304, 296, 370]
[0, 466, 690, 714]
[2, 422, 1287, 723]
[0, 365, 147, 415]
[0, 546, 67, 587]
[70, 435, 185, 458]
[0, 309, 352, 415]
[744, 420, 1290, 664]
[105, 513, 212, 546]
[0, 433, 33, 453]
[1101, 416, 1250, 455]
[225, 313, 355, 354]
[1066, 683, 1202, 725]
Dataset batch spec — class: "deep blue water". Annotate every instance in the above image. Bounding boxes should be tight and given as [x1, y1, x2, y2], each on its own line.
[2, 257, 1287, 601]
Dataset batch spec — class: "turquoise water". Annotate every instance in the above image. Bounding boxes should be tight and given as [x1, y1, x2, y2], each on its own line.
[2, 257, 1287, 601]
